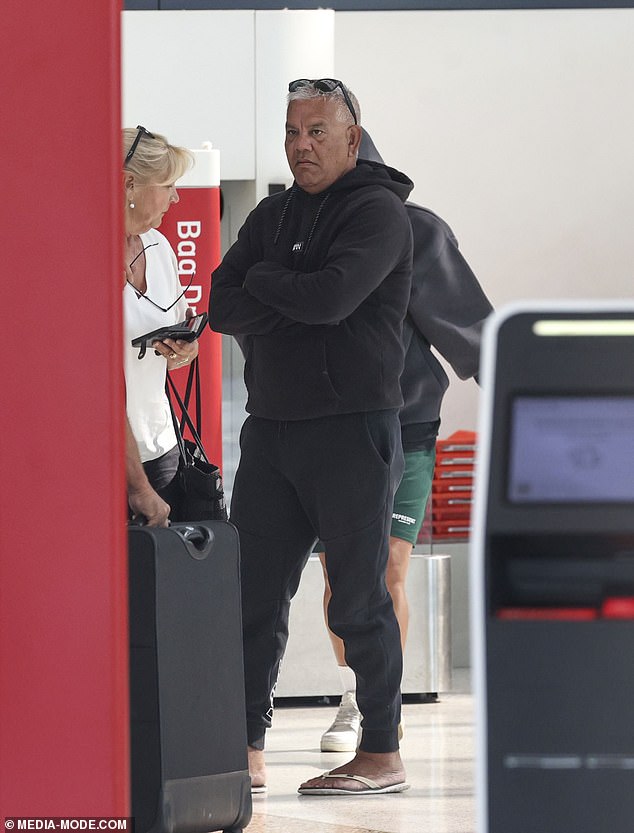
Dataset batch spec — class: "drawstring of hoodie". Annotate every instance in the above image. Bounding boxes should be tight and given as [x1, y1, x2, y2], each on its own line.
[273, 186, 330, 257]
[305, 194, 330, 254]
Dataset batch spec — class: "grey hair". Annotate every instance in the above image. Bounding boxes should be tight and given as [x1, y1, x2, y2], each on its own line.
[287, 83, 361, 126]
[122, 128, 193, 185]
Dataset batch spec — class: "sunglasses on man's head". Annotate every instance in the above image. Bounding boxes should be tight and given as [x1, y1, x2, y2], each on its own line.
[288, 79, 358, 125]
[124, 125, 155, 168]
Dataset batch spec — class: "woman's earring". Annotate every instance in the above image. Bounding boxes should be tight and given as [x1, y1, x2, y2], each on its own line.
[129, 201, 135, 209]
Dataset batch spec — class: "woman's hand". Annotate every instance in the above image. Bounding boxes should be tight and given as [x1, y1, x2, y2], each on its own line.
[129, 483, 171, 527]
[125, 417, 170, 527]
[153, 335, 199, 370]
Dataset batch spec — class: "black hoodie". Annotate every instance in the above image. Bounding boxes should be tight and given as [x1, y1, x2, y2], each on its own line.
[358, 131, 493, 448]
[209, 160, 414, 421]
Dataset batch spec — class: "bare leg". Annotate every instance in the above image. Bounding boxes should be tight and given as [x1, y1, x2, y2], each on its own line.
[385, 536, 414, 649]
[319, 552, 346, 664]
[248, 745, 267, 790]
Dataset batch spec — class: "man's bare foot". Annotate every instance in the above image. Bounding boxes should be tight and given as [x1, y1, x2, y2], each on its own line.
[248, 745, 267, 791]
[298, 750, 407, 793]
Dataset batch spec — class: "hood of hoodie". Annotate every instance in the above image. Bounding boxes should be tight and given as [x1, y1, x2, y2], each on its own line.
[359, 129, 385, 164]
[349, 158, 413, 204]
[359, 128, 423, 209]
[348, 128, 412, 202]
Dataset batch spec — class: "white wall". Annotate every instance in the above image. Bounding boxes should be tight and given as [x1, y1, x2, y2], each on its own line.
[122, 10, 257, 180]
[335, 8, 634, 437]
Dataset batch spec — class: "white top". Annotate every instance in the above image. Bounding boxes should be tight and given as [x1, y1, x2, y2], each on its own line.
[123, 228, 189, 463]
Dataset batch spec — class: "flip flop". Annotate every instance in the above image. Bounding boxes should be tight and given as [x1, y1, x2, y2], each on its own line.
[251, 784, 268, 794]
[298, 771, 410, 796]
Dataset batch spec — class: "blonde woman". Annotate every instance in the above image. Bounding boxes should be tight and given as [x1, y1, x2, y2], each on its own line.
[122, 126, 197, 525]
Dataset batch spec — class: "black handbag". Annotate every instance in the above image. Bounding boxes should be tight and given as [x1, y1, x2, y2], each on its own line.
[166, 358, 228, 523]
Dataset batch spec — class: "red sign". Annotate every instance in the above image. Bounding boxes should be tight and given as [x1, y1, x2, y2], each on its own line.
[160, 182, 223, 468]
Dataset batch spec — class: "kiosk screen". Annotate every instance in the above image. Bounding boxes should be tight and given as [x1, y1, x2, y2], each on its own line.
[508, 396, 634, 502]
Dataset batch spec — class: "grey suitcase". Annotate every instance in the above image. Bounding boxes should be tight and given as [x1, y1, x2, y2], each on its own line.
[128, 521, 251, 833]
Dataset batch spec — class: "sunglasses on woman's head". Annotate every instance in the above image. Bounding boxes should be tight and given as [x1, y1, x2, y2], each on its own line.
[124, 125, 155, 168]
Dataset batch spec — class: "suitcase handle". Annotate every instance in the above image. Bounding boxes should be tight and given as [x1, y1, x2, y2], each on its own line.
[174, 524, 214, 560]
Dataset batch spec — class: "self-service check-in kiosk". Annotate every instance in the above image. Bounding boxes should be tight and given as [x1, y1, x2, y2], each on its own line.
[471, 303, 634, 833]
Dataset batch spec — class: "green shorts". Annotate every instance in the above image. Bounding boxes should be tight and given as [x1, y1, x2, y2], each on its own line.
[390, 448, 436, 544]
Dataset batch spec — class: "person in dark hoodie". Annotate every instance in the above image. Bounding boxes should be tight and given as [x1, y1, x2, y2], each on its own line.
[317, 129, 493, 753]
[209, 80, 413, 796]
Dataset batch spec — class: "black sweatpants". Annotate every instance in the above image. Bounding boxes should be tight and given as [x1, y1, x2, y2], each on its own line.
[230, 409, 404, 754]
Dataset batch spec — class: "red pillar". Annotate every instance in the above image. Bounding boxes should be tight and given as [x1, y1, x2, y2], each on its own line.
[0, 0, 128, 817]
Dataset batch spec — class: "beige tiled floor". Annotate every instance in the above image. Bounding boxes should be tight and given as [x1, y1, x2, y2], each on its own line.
[247, 671, 476, 833]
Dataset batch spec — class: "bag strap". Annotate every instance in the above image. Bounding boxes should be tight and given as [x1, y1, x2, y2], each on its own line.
[166, 385, 188, 464]
[166, 358, 210, 465]
[179, 356, 202, 438]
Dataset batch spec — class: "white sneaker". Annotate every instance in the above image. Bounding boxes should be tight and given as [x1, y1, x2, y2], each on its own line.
[320, 690, 361, 752]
